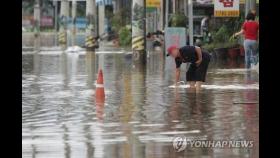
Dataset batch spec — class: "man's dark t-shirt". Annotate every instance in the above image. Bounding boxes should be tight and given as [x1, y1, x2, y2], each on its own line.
[175, 45, 210, 68]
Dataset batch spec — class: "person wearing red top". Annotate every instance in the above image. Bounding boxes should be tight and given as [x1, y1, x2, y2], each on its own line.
[234, 12, 259, 68]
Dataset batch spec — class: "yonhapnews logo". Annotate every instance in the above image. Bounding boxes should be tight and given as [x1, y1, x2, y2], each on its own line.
[172, 137, 254, 152]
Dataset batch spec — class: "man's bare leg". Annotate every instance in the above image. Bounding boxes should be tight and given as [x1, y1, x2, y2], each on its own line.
[189, 81, 196, 88]
[195, 81, 202, 91]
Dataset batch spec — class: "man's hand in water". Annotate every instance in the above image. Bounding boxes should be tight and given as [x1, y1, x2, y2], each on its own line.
[175, 68, 180, 85]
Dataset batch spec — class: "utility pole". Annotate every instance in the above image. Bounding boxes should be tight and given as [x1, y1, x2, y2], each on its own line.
[160, 0, 164, 30]
[54, 1, 58, 46]
[184, 0, 187, 17]
[132, 0, 146, 65]
[250, 0, 256, 13]
[59, 0, 69, 50]
[188, 0, 193, 46]
[245, 0, 256, 17]
[165, 0, 169, 28]
[33, 0, 40, 51]
[85, 0, 97, 51]
[245, 0, 250, 16]
[72, 0, 77, 46]
[172, 0, 176, 13]
[184, 0, 188, 40]
[98, 4, 105, 37]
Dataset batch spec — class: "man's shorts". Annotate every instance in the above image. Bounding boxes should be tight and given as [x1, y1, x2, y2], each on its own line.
[186, 52, 211, 82]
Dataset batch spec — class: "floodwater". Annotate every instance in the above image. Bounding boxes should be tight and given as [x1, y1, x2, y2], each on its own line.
[22, 49, 259, 158]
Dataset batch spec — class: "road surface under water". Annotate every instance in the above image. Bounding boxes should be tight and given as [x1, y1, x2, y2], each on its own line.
[22, 49, 259, 158]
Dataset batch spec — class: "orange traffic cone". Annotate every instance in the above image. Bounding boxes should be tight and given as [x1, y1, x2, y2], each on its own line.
[95, 69, 105, 104]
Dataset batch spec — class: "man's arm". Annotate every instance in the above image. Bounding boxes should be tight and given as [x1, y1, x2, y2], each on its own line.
[175, 68, 180, 83]
[195, 46, 202, 66]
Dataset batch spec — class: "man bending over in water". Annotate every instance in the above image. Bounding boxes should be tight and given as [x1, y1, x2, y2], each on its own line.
[167, 45, 211, 90]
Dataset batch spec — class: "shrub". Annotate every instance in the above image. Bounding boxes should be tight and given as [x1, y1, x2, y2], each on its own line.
[212, 25, 230, 43]
[202, 43, 215, 52]
[111, 11, 123, 32]
[118, 27, 131, 46]
[169, 14, 187, 27]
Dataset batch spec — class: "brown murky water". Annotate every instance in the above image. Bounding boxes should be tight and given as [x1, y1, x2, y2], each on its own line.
[22, 49, 259, 158]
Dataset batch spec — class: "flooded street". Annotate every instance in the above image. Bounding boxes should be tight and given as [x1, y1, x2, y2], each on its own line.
[22, 50, 259, 158]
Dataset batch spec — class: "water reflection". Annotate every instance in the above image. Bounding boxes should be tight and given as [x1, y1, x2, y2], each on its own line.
[62, 124, 71, 158]
[22, 50, 259, 158]
[85, 51, 96, 88]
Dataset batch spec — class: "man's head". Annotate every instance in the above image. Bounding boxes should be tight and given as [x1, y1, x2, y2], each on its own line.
[167, 45, 180, 58]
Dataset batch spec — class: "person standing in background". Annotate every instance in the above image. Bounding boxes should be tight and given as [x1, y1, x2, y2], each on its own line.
[234, 12, 259, 69]
[201, 15, 210, 36]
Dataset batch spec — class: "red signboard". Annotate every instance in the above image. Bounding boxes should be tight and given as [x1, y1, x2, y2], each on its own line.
[219, 0, 234, 7]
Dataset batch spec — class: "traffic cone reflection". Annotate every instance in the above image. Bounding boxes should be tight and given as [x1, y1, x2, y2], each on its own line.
[96, 101, 104, 121]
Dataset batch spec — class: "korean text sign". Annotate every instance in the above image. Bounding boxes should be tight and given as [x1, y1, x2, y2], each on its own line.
[214, 0, 240, 17]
